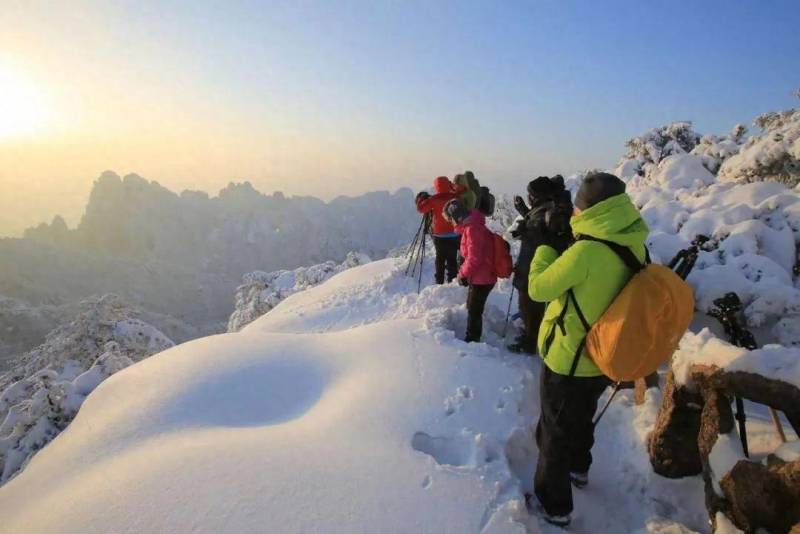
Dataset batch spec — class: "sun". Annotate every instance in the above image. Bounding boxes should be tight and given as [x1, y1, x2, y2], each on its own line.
[0, 64, 50, 140]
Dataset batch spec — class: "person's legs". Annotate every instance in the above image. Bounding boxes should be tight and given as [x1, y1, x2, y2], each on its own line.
[465, 283, 494, 342]
[517, 290, 539, 352]
[567, 376, 610, 477]
[432, 236, 446, 284]
[534, 369, 609, 518]
[534, 367, 573, 518]
[444, 236, 460, 283]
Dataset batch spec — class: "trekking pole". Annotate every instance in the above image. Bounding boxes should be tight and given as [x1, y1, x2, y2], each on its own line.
[502, 286, 515, 339]
[593, 381, 622, 426]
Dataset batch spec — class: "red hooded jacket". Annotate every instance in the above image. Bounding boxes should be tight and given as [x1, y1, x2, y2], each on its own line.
[456, 209, 497, 285]
[416, 177, 465, 236]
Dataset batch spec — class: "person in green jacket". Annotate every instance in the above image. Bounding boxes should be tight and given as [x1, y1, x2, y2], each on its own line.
[526, 172, 649, 527]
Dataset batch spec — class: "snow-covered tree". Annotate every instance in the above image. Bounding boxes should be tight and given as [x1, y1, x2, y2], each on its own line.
[228, 252, 372, 332]
[0, 295, 174, 483]
[719, 108, 800, 187]
[690, 124, 747, 174]
[615, 122, 703, 180]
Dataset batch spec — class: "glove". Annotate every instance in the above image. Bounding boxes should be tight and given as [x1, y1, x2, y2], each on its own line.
[510, 218, 526, 238]
[514, 195, 529, 216]
[416, 191, 431, 203]
[458, 276, 469, 287]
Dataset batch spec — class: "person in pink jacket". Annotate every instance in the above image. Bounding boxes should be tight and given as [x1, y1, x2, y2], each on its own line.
[444, 200, 497, 342]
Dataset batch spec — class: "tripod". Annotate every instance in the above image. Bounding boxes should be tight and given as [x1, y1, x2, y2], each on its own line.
[405, 213, 432, 293]
[708, 292, 788, 454]
[668, 234, 710, 280]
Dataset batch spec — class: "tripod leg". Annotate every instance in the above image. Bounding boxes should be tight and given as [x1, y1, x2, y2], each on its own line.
[417, 234, 426, 293]
[769, 407, 788, 443]
[735, 396, 749, 458]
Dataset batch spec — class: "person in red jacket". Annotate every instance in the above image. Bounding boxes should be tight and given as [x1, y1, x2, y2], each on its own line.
[415, 176, 464, 284]
[444, 199, 497, 343]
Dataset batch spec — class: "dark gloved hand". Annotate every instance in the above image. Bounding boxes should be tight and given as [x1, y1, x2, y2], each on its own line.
[513, 195, 529, 216]
[458, 276, 469, 287]
[510, 218, 526, 238]
[416, 191, 430, 203]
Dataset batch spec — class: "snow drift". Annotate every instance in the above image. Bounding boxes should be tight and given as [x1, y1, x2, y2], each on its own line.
[0, 258, 710, 534]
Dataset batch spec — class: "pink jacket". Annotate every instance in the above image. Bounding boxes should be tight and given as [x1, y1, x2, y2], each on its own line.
[456, 210, 497, 286]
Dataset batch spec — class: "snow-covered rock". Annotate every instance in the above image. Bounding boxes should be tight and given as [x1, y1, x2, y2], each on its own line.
[671, 329, 800, 389]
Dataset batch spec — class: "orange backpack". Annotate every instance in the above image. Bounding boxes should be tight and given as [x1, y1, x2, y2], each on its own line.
[570, 237, 694, 381]
[492, 233, 513, 278]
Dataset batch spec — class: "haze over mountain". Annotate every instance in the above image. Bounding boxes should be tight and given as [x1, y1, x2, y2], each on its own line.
[0, 173, 417, 369]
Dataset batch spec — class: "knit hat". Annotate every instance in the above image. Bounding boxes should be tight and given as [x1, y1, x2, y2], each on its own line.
[550, 174, 565, 191]
[444, 199, 470, 225]
[527, 176, 555, 201]
[574, 172, 626, 210]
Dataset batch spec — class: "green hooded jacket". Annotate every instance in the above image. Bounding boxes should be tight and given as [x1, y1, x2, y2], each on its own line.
[453, 174, 478, 209]
[528, 193, 649, 377]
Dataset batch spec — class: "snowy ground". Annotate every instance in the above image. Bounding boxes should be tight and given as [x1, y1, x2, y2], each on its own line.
[0, 257, 715, 534]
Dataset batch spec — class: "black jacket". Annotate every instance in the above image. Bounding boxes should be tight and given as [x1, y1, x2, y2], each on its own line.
[511, 194, 574, 291]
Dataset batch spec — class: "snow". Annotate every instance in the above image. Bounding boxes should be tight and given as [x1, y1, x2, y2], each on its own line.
[0, 258, 710, 533]
[672, 329, 800, 389]
[227, 251, 371, 332]
[714, 512, 744, 534]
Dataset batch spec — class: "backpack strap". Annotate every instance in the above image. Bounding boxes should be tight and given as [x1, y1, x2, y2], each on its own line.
[567, 289, 590, 377]
[577, 235, 648, 273]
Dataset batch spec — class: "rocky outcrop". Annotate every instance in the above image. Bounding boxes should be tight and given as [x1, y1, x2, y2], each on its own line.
[648, 370, 704, 477]
[650, 362, 800, 532]
[719, 458, 800, 534]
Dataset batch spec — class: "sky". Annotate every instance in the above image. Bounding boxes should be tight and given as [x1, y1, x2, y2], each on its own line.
[0, 0, 798, 236]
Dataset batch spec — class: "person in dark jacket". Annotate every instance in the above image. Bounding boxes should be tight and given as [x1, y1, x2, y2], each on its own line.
[507, 176, 573, 354]
[416, 176, 465, 284]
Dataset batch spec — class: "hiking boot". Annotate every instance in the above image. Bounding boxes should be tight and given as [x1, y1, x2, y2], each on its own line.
[506, 342, 536, 354]
[570, 471, 588, 489]
[525, 493, 571, 528]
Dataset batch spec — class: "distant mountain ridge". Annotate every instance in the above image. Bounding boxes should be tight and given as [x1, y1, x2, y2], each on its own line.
[0, 173, 419, 367]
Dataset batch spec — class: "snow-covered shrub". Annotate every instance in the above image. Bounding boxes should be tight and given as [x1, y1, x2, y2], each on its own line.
[690, 124, 746, 174]
[719, 108, 800, 187]
[615, 122, 703, 180]
[0, 295, 173, 483]
[227, 252, 371, 332]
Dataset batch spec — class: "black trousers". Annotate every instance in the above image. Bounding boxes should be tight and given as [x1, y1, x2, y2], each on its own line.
[465, 283, 494, 342]
[433, 236, 460, 284]
[534, 366, 610, 517]
[518, 288, 545, 351]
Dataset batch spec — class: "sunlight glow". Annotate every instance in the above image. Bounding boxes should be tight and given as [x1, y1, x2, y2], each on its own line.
[0, 64, 50, 139]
